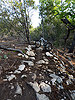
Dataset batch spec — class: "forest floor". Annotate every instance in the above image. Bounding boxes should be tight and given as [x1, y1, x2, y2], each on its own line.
[0, 36, 75, 100]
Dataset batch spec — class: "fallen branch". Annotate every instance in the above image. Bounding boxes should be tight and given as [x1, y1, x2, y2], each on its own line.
[0, 46, 24, 55]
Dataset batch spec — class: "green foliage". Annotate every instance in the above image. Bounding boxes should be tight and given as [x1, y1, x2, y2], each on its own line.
[4, 55, 7, 59]
[0, 0, 36, 40]
[23, 50, 26, 53]
[38, 0, 75, 48]
[0, 56, 2, 60]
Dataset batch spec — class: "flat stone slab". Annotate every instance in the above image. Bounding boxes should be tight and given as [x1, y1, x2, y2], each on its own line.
[27, 81, 40, 92]
[40, 82, 51, 93]
[23, 61, 34, 66]
[36, 93, 49, 100]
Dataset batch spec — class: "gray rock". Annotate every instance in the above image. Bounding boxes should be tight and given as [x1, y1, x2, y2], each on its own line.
[36, 93, 49, 100]
[23, 61, 34, 66]
[54, 57, 58, 60]
[51, 78, 56, 85]
[25, 45, 32, 51]
[46, 52, 53, 57]
[6, 74, 16, 81]
[15, 83, 22, 95]
[3, 79, 7, 81]
[17, 53, 24, 57]
[66, 79, 73, 85]
[50, 74, 63, 83]
[36, 60, 46, 64]
[31, 73, 36, 81]
[44, 59, 48, 62]
[27, 81, 40, 92]
[18, 64, 25, 71]
[11, 85, 14, 89]
[14, 70, 21, 74]
[24, 54, 29, 59]
[36, 47, 43, 51]
[70, 90, 75, 100]
[29, 57, 35, 60]
[40, 82, 51, 93]
[21, 75, 27, 78]
[47, 69, 53, 73]
[26, 51, 35, 56]
[68, 74, 73, 79]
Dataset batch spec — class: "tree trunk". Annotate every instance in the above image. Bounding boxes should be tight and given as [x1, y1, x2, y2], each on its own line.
[68, 34, 75, 53]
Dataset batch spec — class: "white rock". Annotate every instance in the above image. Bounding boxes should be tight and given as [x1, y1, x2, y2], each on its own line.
[21, 75, 27, 78]
[6, 74, 16, 81]
[14, 70, 21, 74]
[18, 65, 25, 71]
[57, 85, 64, 90]
[36, 93, 49, 100]
[36, 60, 46, 64]
[11, 85, 14, 89]
[54, 57, 58, 60]
[23, 61, 34, 66]
[50, 74, 63, 83]
[46, 52, 53, 57]
[31, 73, 36, 81]
[51, 78, 56, 85]
[31, 45, 36, 48]
[68, 75, 73, 79]
[45, 81, 48, 83]
[15, 83, 22, 95]
[48, 82, 51, 85]
[18, 53, 22, 57]
[60, 64, 66, 69]
[3, 79, 7, 81]
[70, 90, 75, 100]
[27, 81, 40, 92]
[29, 57, 35, 60]
[25, 45, 32, 51]
[26, 51, 35, 56]
[40, 82, 51, 93]
[44, 59, 48, 62]
[36, 47, 43, 51]
[17, 53, 25, 58]
[47, 69, 53, 72]
[8, 71, 13, 74]
[24, 54, 29, 59]
[45, 62, 49, 64]
[66, 79, 73, 85]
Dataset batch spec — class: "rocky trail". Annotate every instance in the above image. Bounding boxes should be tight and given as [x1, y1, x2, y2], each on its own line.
[0, 39, 75, 100]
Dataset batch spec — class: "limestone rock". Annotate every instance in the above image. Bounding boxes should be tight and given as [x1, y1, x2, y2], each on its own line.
[15, 83, 22, 95]
[24, 54, 29, 59]
[36, 60, 46, 64]
[26, 51, 35, 56]
[50, 74, 63, 84]
[29, 57, 35, 60]
[70, 90, 75, 100]
[27, 81, 40, 92]
[36, 93, 49, 100]
[6, 74, 16, 81]
[21, 75, 27, 78]
[46, 52, 53, 57]
[25, 45, 32, 51]
[17, 53, 24, 57]
[14, 70, 21, 74]
[23, 61, 34, 66]
[40, 82, 51, 93]
[18, 64, 25, 71]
